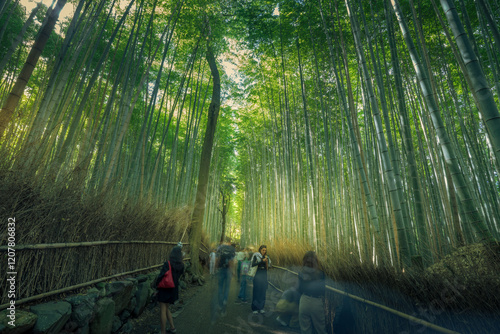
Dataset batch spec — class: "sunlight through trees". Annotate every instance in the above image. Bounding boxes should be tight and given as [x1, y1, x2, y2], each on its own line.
[0, 0, 499, 271]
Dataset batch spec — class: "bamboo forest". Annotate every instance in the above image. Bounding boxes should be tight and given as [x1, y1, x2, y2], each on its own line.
[0, 0, 499, 333]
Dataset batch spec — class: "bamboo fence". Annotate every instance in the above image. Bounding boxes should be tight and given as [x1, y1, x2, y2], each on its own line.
[0, 240, 205, 305]
[0, 257, 192, 310]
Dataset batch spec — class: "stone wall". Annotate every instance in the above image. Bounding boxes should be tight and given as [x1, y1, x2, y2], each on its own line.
[1, 270, 162, 334]
[0, 259, 207, 334]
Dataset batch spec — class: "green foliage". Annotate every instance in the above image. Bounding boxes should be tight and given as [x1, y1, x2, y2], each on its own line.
[0, 3, 25, 55]
[1, 0, 499, 267]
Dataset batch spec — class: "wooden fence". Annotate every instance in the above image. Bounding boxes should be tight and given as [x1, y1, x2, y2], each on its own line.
[0, 240, 209, 307]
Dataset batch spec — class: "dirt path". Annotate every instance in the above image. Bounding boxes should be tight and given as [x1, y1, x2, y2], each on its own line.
[130, 273, 300, 334]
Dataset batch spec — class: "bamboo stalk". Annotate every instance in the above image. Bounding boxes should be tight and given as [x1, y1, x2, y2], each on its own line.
[0, 240, 188, 251]
[272, 266, 459, 334]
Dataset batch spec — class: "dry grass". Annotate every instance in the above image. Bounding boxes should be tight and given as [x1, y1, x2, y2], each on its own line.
[268, 240, 500, 333]
[0, 169, 194, 304]
[266, 238, 312, 267]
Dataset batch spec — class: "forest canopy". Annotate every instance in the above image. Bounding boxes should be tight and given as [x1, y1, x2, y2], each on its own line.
[0, 0, 499, 270]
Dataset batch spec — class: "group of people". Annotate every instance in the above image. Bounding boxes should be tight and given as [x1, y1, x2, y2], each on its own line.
[209, 242, 270, 315]
[156, 242, 327, 334]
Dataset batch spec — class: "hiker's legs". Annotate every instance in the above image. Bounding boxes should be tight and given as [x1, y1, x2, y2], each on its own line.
[210, 260, 215, 275]
[222, 268, 231, 306]
[166, 303, 175, 330]
[309, 298, 326, 334]
[238, 275, 247, 300]
[251, 271, 267, 311]
[299, 295, 325, 334]
[218, 268, 229, 308]
[299, 296, 312, 334]
[160, 302, 168, 334]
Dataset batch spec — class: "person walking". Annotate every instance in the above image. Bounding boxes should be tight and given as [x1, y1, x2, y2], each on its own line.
[235, 249, 246, 282]
[298, 251, 326, 334]
[251, 245, 270, 314]
[237, 250, 251, 303]
[209, 248, 216, 275]
[156, 246, 184, 334]
[216, 241, 236, 316]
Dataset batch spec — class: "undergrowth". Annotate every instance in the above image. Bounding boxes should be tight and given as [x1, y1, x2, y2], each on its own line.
[0, 169, 209, 304]
[268, 237, 500, 309]
[0, 169, 191, 244]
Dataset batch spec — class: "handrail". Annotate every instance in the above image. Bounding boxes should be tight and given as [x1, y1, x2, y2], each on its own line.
[0, 257, 191, 310]
[0, 240, 187, 251]
[268, 280, 283, 293]
[201, 241, 210, 251]
[271, 265, 460, 334]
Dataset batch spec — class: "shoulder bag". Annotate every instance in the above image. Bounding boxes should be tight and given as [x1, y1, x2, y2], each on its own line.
[157, 261, 175, 288]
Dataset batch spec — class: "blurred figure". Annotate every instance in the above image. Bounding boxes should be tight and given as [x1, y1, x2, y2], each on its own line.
[237, 249, 251, 303]
[275, 287, 300, 328]
[235, 248, 246, 282]
[298, 251, 326, 334]
[333, 297, 355, 334]
[209, 249, 216, 275]
[251, 245, 271, 313]
[156, 246, 184, 334]
[216, 240, 235, 316]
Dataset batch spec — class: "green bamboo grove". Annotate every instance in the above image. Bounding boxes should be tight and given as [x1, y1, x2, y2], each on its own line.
[0, 0, 499, 270]
[234, 0, 500, 268]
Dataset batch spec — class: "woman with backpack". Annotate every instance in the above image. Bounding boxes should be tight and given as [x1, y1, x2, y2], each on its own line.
[298, 251, 326, 334]
[156, 246, 184, 334]
[251, 245, 271, 313]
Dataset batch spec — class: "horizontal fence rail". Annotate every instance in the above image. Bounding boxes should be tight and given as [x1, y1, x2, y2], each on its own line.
[272, 265, 460, 334]
[1, 240, 208, 309]
[0, 240, 187, 251]
[0, 258, 192, 310]
[0, 241, 208, 253]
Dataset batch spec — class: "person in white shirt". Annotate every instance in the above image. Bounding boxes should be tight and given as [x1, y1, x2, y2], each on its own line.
[235, 250, 246, 282]
[209, 249, 216, 275]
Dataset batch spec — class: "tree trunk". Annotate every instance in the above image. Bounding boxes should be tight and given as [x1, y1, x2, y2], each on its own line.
[189, 34, 220, 274]
[439, 0, 500, 169]
[0, 3, 41, 75]
[0, 0, 67, 138]
[219, 189, 229, 244]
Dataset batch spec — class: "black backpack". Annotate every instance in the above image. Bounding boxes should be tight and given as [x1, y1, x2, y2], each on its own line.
[217, 245, 234, 268]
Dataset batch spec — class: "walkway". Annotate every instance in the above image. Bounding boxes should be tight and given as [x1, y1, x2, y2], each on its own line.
[132, 273, 300, 334]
